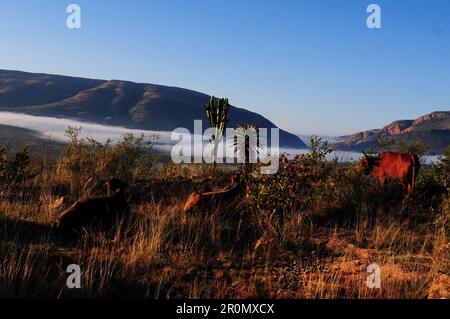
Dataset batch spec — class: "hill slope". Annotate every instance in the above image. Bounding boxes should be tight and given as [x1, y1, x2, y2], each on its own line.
[0, 70, 306, 148]
[333, 111, 450, 154]
[0, 124, 63, 155]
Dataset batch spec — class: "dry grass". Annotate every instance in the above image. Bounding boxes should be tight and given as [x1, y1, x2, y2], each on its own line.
[0, 139, 448, 299]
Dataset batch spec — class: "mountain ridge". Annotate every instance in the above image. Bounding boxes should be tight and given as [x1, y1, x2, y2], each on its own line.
[0, 69, 306, 148]
[333, 111, 450, 154]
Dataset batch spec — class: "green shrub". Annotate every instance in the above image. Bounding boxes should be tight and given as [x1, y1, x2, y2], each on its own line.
[248, 136, 334, 220]
[430, 146, 450, 229]
[57, 127, 156, 196]
[0, 142, 34, 187]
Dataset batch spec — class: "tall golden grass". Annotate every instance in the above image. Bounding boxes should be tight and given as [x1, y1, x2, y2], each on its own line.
[0, 133, 448, 299]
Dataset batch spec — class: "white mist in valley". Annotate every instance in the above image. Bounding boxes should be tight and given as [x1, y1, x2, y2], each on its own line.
[0, 112, 440, 163]
[0, 112, 176, 144]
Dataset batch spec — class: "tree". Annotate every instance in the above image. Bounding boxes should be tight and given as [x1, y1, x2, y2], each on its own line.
[375, 136, 429, 158]
[439, 145, 450, 167]
[404, 140, 429, 158]
[374, 136, 395, 153]
[204, 96, 230, 166]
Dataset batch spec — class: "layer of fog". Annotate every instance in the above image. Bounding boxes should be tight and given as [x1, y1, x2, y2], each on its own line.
[0, 111, 177, 144]
[0, 112, 440, 164]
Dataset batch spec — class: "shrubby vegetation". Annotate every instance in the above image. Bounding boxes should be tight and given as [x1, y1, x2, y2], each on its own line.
[56, 127, 156, 196]
[248, 137, 334, 221]
[0, 131, 448, 298]
[0, 142, 34, 187]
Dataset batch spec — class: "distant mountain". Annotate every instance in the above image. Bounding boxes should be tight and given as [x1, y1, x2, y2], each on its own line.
[333, 111, 450, 154]
[0, 70, 306, 148]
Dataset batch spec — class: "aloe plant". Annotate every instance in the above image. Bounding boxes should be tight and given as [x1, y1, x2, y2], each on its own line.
[204, 96, 230, 166]
[232, 124, 263, 176]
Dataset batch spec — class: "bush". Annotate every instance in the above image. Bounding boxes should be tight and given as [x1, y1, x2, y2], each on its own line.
[248, 136, 334, 222]
[0, 142, 34, 187]
[372, 136, 429, 157]
[430, 146, 450, 230]
[57, 127, 156, 196]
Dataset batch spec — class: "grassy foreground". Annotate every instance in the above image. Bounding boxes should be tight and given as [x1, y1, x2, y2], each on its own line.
[0, 133, 448, 299]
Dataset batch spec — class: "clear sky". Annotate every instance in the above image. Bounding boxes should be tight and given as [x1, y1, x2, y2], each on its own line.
[1, 0, 449, 136]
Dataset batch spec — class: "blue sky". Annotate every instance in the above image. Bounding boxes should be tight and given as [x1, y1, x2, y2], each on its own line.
[1, 0, 449, 135]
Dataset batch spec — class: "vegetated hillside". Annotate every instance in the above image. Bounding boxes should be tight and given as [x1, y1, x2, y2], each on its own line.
[0, 69, 306, 148]
[333, 111, 450, 154]
[0, 124, 63, 155]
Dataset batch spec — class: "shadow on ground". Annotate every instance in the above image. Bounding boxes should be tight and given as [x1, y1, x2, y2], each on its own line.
[0, 216, 54, 245]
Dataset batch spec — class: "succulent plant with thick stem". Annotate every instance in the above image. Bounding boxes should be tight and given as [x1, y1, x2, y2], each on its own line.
[204, 96, 230, 167]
